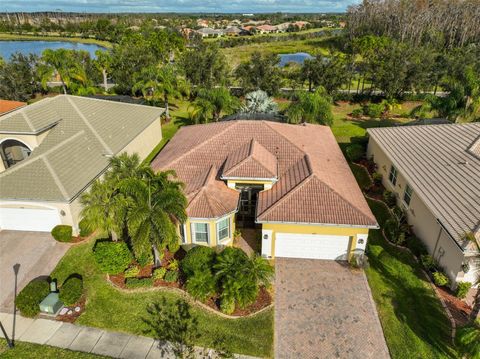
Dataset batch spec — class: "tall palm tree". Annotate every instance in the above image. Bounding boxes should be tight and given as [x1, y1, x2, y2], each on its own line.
[41, 48, 74, 94]
[133, 65, 187, 119]
[105, 152, 151, 184]
[80, 179, 128, 241]
[192, 87, 239, 123]
[286, 87, 334, 126]
[93, 50, 112, 92]
[122, 170, 187, 261]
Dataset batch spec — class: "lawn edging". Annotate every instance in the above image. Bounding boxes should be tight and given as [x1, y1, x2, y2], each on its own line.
[365, 195, 457, 344]
[105, 274, 274, 320]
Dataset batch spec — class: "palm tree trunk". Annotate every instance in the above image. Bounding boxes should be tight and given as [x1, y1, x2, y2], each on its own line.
[152, 245, 161, 267]
[102, 69, 108, 91]
[111, 230, 118, 242]
[164, 92, 170, 120]
[59, 75, 67, 94]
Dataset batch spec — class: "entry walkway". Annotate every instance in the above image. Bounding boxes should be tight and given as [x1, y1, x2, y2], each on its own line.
[0, 312, 257, 359]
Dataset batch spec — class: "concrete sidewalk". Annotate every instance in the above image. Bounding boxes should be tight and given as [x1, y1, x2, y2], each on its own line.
[0, 312, 256, 359]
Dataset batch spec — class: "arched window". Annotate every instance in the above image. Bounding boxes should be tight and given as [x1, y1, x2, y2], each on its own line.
[0, 139, 32, 169]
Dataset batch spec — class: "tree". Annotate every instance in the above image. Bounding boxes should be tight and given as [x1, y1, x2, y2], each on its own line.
[0, 53, 39, 101]
[180, 42, 229, 88]
[133, 65, 187, 119]
[191, 87, 239, 123]
[41, 48, 74, 94]
[241, 90, 278, 114]
[301, 53, 351, 94]
[93, 50, 112, 92]
[286, 87, 334, 126]
[235, 52, 282, 96]
[122, 170, 187, 260]
[455, 320, 480, 359]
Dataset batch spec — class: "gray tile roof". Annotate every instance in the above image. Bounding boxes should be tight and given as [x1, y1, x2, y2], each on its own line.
[368, 123, 480, 249]
[0, 95, 163, 202]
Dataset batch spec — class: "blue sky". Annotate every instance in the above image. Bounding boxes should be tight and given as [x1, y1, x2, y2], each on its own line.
[2, 0, 359, 13]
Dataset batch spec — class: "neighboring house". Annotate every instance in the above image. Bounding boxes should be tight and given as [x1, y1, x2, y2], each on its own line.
[196, 27, 224, 38]
[224, 26, 243, 36]
[0, 100, 26, 116]
[256, 25, 278, 34]
[0, 95, 163, 234]
[152, 120, 377, 261]
[367, 123, 480, 287]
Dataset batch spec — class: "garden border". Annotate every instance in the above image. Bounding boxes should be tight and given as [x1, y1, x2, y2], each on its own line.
[105, 274, 274, 320]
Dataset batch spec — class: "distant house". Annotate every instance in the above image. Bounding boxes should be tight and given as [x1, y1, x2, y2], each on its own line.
[0, 100, 26, 116]
[256, 24, 278, 34]
[276, 22, 291, 32]
[196, 19, 209, 28]
[0, 95, 164, 234]
[368, 123, 480, 288]
[196, 27, 224, 38]
[224, 26, 242, 36]
[293, 21, 310, 29]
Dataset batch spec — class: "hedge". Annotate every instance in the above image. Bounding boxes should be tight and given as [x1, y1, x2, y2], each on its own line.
[59, 275, 83, 306]
[51, 225, 73, 242]
[93, 241, 133, 274]
[16, 278, 50, 317]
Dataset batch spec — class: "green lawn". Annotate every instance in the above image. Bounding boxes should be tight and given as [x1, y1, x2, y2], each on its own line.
[50, 238, 273, 357]
[364, 199, 457, 358]
[0, 340, 107, 359]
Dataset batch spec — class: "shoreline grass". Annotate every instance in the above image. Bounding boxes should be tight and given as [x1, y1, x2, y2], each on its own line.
[0, 32, 112, 48]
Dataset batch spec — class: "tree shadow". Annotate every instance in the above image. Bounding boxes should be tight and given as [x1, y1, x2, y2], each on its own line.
[350, 118, 402, 130]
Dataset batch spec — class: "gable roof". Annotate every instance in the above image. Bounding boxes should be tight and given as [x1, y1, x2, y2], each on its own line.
[0, 95, 163, 202]
[368, 123, 480, 250]
[152, 120, 377, 227]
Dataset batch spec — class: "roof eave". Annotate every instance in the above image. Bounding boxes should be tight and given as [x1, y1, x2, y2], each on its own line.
[255, 219, 379, 229]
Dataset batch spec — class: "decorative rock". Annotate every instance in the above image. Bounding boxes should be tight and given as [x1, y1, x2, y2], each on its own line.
[74, 306, 81, 312]
[59, 307, 69, 316]
[67, 310, 73, 315]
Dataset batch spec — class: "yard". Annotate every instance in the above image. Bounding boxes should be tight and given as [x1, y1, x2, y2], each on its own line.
[0, 340, 106, 359]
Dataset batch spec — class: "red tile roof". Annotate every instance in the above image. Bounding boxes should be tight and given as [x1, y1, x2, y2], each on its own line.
[0, 100, 26, 115]
[152, 120, 377, 226]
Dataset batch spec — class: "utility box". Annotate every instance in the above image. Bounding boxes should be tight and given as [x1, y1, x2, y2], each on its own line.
[39, 293, 63, 315]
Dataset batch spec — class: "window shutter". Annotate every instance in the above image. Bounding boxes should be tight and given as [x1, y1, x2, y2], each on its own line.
[206, 224, 210, 244]
[191, 223, 195, 243]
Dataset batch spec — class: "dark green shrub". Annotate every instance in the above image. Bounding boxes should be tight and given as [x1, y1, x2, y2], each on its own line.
[384, 218, 406, 245]
[383, 190, 397, 207]
[78, 218, 93, 237]
[136, 249, 153, 267]
[346, 143, 365, 162]
[455, 282, 472, 299]
[420, 255, 437, 271]
[124, 266, 140, 278]
[93, 241, 133, 274]
[59, 275, 83, 306]
[181, 246, 216, 278]
[153, 267, 167, 280]
[406, 235, 428, 257]
[351, 108, 363, 118]
[16, 278, 50, 317]
[433, 271, 449, 287]
[125, 277, 154, 289]
[372, 172, 383, 185]
[164, 270, 179, 283]
[51, 225, 73, 242]
[363, 103, 384, 118]
[185, 271, 216, 301]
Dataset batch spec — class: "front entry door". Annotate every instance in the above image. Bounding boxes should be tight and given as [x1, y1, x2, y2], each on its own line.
[235, 184, 263, 228]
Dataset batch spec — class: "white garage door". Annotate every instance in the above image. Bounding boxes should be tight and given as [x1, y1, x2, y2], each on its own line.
[0, 207, 61, 232]
[275, 233, 351, 260]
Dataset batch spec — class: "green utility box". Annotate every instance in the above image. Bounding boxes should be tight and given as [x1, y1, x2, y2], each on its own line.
[39, 293, 63, 314]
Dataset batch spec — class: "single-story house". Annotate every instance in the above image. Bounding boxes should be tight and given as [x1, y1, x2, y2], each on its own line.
[256, 25, 278, 34]
[196, 27, 224, 38]
[0, 95, 163, 234]
[152, 120, 377, 260]
[367, 123, 480, 287]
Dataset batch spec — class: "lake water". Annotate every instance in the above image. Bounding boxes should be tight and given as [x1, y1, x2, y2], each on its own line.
[279, 52, 314, 67]
[0, 40, 105, 60]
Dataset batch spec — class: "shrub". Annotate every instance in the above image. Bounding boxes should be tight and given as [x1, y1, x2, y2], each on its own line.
[125, 277, 154, 289]
[124, 266, 140, 278]
[384, 218, 406, 245]
[455, 282, 472, 299]
[186, 271, 217, 302]
[363, 103, 384, 118]
[93, 241, 133, 275]
[346, 143, 365, 162]
[164, 270, 179, 283]
[372, 172, 383, 186]
[383, 190, 397, 207]
[51, 225, 73, 242]
[16, 278, 50, 317]
[181, 246, 216, 278]
[136, 250, 154, 267]
[78, 218, 93, 237]
[220, 295, 235, 315]
[406, 235, 428, 257]
[59, 275, 83, 306]
[455, 320, 480, 359]
[351, 108, 363, 118]
[153, 267, 167, 280]
[420, 255, 437, 271]
[168, 259, 179, 271]
[433, 271, 450, 287]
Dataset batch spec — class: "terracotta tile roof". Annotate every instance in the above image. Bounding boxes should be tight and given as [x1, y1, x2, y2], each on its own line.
[152, 120, 376, 226]
[222, 139, 277, 179]
[0, 100, 26, 115]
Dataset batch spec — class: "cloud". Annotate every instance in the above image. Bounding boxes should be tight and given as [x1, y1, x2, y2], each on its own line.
[2, 0, 359, 13]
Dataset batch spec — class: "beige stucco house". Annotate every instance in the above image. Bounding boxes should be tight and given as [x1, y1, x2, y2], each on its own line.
[367, 123, 480, 288]
[0, 95, 163, 234]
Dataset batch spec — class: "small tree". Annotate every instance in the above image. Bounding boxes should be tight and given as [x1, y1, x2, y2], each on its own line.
[191, 87, 239, 123]
[287, 87, 334, 126]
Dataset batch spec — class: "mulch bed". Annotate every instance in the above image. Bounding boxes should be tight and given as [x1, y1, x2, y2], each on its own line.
[436, 286, 473, 327]
[70, 235, 89, 244]
[204, 287, 272, 317]
[56, 296, 86, 323]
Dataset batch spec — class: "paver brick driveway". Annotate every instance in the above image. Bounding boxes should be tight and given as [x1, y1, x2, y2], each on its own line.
[275, 258, 389, 359]
[0, 231, 69, 311]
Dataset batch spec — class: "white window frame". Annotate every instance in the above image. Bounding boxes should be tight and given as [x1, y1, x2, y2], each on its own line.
[216, 216, 231, 243]
[403, 184, 413, 207]
[191, 222, 210, 244]
[388, 165, 398, 186]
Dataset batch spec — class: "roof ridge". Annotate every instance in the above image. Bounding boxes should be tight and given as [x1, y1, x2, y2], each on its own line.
[0, 130, 85, 178]
[42, 157, 69, 200]
[66, 94, 166, 111]
[66, 95, 113, 155]
[21, 112, 35, 132]
[262, 121, 307, 156]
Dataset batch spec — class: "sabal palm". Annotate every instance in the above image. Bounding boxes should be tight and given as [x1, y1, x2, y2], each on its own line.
[80, 179, 128, 241]
[193, 87, 239, 123]
[122, 170, 187, 260]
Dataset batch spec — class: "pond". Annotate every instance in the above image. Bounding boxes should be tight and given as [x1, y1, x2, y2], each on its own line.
[0, 40, 106, 60]
[278, 52, 314, 67]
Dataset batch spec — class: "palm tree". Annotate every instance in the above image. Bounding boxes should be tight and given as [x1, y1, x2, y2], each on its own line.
[80, 179, 129, 241]
[286, 87, 334, 126]
[456, 320, 480, 359]
[41, 48, 74, 94]
[133, 65, 187, 119]
[105, 152, 151, 184]
[192, 87, 239, 123]
[122, 170, 187, 261]
[242, 90, 278, 114]
[93, 50, 112, 92]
